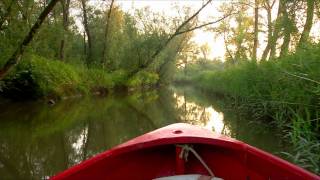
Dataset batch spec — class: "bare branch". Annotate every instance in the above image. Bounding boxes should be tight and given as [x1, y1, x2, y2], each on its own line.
[175, 12, 236, 35]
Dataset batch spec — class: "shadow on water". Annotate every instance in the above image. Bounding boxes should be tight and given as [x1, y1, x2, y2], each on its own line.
[0, 86, 289, 179]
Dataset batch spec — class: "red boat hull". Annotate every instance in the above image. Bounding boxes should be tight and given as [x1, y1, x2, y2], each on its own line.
[51, 123, 319, 180]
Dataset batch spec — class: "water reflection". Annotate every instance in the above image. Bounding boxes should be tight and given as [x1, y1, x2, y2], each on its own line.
[203, 107, 227, 134]
[174, 92, 228, 134]
[0, 86, 288, 179]
[0, 90, 178, 179]
[172, 85, 287, 153]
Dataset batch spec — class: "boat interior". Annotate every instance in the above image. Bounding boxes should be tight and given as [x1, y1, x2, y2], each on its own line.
[59, 143, 309, 180]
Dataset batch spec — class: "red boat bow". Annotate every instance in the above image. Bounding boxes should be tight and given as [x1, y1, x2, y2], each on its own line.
[51, 123, 319, 180]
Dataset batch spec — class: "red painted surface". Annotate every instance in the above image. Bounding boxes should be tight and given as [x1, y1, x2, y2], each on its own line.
[51, 123, 319, 180]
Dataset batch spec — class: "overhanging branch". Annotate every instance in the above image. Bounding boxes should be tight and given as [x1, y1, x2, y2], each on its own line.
[128, 0, 214, 77]
[175, 12, 236, 35]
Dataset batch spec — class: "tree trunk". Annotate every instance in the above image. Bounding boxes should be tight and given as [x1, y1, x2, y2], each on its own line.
[261, 6, 272, 61]
[81, 0, 93, 65]
[234, 14, 244, 62]
[280, 29, 290, 57]
[157, 35, 187, 75]
[235, 21, 244, 62]
[83, 31, 87, 59]
[59, 0, 70, 61]
[223, 31, 235, 63]
[269, 26, 280, 59]
[279, 3, 291, 58]
[262, 0, 282, 60]
[297, 0, 315, 49]
[252, 0, 259, 60]
[0, 0, 60, 80]
[269, 0, 286, 59]
[101, 0, 115, 68]
[235, 41, 242, 61]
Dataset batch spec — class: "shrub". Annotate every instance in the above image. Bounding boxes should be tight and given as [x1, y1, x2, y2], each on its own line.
[0, 55, 115, 99]
[126, 71, 159, 88]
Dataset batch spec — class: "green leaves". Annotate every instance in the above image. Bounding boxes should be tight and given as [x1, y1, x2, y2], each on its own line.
[185, 46, 320, 173]
[126, 71, 159, 89]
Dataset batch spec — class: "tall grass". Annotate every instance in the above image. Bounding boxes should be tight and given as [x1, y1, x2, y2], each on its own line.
[181, 46, 320, 173]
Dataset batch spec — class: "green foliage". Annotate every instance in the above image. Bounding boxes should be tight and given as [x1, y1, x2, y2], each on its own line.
[85, 6, 184, 77]
[109, 70, 129, 87]
[0, 55, 162, 99]
[283, 136, 320, 174]
[1, 1, 194, 96]
[27, 56, 82, 96]
[0, 55, 115, 99]
[174, 60, 224, 83]
[190, 46, 320, 173]
[81, 68, 114, 92]
[213, 2, 254, 62]
[280, 109, 320, 174]
[126, 71, 159, 88]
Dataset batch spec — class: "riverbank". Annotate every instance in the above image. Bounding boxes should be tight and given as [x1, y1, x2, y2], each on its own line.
[175, 46, 320, 174]
[0, 55, 158, 101]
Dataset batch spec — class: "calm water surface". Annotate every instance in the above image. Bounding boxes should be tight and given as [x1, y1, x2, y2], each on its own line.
[0, 86, 288, 179]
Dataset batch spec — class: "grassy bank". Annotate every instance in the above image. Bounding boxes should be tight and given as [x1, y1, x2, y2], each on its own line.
[176, 47, 320, 174]
[0, 55, 158, 100]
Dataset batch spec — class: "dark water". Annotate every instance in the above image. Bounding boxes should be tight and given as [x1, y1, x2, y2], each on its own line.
[0, 86, 288, 179]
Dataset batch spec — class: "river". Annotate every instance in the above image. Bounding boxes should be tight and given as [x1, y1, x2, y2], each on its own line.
[0, 85, 290, 179]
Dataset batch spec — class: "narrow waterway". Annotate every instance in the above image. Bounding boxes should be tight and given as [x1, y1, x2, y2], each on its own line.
[0, 86, 289, 179]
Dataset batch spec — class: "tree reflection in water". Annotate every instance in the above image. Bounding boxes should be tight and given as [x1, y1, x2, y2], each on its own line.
[0, 86, 288, 179]
[174, 92, 230, 135]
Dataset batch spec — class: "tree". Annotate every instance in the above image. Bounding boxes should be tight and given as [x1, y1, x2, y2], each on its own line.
[129, 0, 236, 76]
[157, 30, 196, 82]
[213, 19, 235, 63]
[213, 1, 253, 64]
[101, 0, 115, 67]
[252, 0, 259, 60]
[200, 43, 211, 60]
[0, 0, 60, 80]
[233, 8, 254, 61]
[279, 0, 297, 57]
[81, 0, 93, 65]
[297, 0, 315, 49]
[261, 0, 281, 61]
[59, 0, 71, 61]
